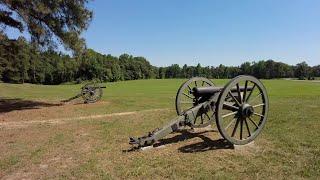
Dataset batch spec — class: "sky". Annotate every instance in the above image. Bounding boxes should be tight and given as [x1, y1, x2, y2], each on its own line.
[6, 0, 320, 67]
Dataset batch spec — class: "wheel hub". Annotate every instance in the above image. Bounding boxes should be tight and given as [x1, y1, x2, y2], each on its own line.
[240, 103, 254, 118]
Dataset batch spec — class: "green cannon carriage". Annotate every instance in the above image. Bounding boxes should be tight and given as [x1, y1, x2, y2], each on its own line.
[130, 75, 269, 147]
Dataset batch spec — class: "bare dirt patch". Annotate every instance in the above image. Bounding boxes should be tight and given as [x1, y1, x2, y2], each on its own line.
[0, 108, 169, 129]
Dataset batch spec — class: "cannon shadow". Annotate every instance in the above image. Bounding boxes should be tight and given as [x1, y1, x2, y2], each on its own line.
[0, 98, 62, 113]
[177, 136, 234, 153]
[154, 130, 234, 153]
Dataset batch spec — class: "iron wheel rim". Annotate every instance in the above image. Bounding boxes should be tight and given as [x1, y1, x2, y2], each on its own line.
[215, 75, 269, 145]
[175, 77, 215, 128]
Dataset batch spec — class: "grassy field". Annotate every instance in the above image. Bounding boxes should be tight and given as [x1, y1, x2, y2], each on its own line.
[0, 79, 319, 179]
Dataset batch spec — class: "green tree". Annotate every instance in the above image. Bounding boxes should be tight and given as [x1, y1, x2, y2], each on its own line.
[295, 61, 309, 80]
[181, 64, 188, 78]
[165, 64, 181, 78]
[157, 67, 166, 79]
[16, 37, 30, 83]
[195, 63, 204, 77]
[240, 62, 252, 75]
[0, 0, 92, 54]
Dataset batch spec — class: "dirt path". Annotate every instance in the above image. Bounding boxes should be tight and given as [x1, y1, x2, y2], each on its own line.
[287, 79, 320, 83]
[0, 108, 169, 129]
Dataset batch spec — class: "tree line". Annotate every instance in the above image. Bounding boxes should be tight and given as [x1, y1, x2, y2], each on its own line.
[0, 36, 319, 84]
[162, 61, 319, 80]
[0, 36, 156, 84]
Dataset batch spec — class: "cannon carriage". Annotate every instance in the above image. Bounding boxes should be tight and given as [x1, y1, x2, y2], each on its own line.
[61, 82, 106, 104]
[130, 75, 269, 147]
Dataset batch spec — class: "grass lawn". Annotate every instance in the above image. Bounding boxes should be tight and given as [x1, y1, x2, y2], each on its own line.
[0, 79, 319, 179]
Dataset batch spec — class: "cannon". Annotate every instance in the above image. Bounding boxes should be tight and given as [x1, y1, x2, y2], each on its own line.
[129, 75, 269, 147]
[62, 82, 106, 104]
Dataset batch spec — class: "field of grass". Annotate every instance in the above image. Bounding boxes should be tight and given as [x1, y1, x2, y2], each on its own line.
[0, 79, 319, 179]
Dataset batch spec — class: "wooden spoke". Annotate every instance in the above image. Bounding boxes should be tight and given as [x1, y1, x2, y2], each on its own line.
[248, 117, 259, 129]
[231, 119, 240, 137]
[248, 92, 262, 104]
[244, 118, 251, 136]
[254, 112, 264, 118]
[252, 103, 265, 108]
[243, 80, 248, 103]
[183, 93, 194, 99]
[180, 101, 193, 104]
[222, 111, 237, 118]
[204, 112, 211, 120]
[223, 102, 239, 111]
[210, 111, 216, 119]
[187, 85, 192, 91]
[193, 117, 197, 124]
[228, 91, 241, 106]
[200, 114, 204, 124]
[245, 84, 256, 102]
[236, 83, 242, 103]
[240, 118, 243, 140]
[225, 118, 237, 130]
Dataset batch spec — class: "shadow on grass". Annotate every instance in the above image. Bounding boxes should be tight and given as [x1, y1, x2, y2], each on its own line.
[125, 130, 234, 152]
[177, 131, 234, 153]
[0, 98, 62, 113]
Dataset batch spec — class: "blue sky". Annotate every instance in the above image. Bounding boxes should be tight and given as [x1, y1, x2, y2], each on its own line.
[6, 0, 320, 67]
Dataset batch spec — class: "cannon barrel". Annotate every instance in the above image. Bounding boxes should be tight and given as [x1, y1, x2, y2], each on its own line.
[192, 86, 253, 97]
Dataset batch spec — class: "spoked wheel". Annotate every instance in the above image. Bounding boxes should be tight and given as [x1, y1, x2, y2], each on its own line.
[81, 83, 103, 103]
[175, 77, 215, 128]
[215, 75, 269, 145]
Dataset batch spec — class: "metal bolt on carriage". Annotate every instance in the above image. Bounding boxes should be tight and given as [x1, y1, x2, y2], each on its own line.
[129, 75, 269, 147]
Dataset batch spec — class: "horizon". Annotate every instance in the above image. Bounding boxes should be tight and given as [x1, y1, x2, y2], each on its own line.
[5, 0, 320, 67]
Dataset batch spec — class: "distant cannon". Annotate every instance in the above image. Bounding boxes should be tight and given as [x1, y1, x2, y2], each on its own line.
[130, 75, 269, 147]
[62, 82, 106, 104]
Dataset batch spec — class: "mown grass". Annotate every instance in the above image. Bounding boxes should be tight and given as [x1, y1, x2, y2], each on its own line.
[0, 79, 319, 179]
[0, 79, 227, 111]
